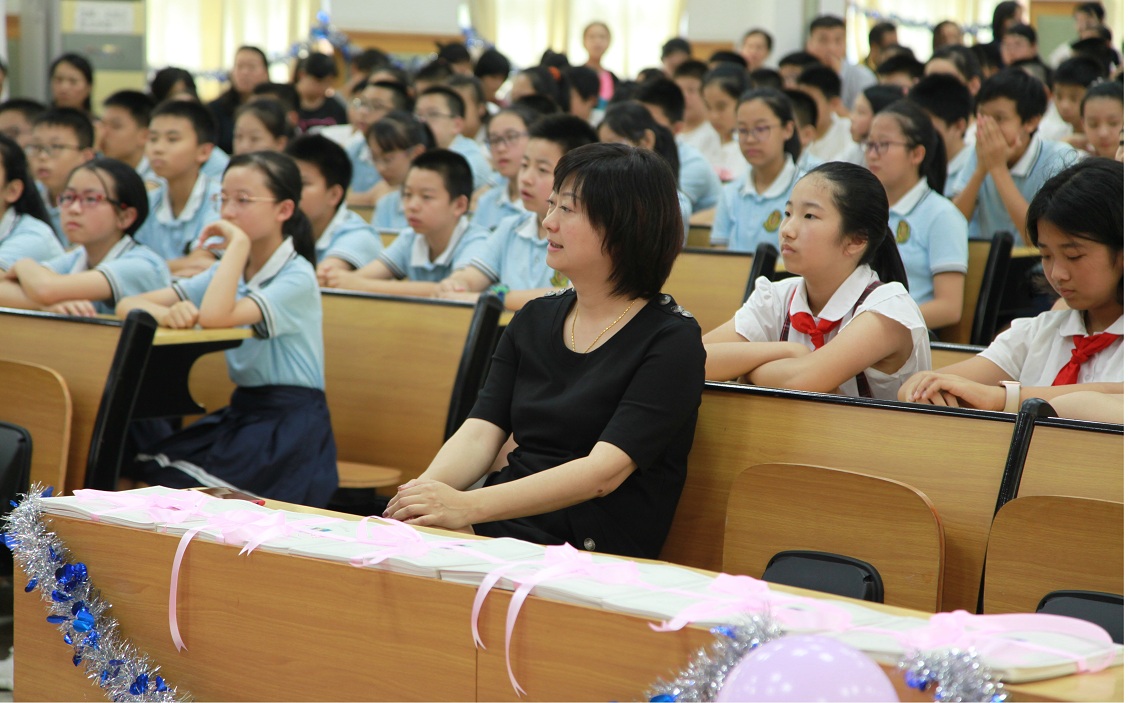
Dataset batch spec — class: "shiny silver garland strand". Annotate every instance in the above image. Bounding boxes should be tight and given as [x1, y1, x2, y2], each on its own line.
[645, 613, 783, 702]
[3, 486, 189, 702]
[901, 647, 1008, 702]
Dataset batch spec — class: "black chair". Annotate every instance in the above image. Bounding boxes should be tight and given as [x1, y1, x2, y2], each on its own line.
[746, 243, 780, 297]
[761, 549, 885, 603]
[1038, 590, 1124, 644]
[0, 422, 32, 577]
[444, 292, 504, 439]
[969, 231, 1015, 346]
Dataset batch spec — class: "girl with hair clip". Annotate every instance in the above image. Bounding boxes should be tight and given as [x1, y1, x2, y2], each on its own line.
[710, 88, 802, 252]
[367, 110, 433, 233]
[0, 157, 168, 315]
[900, 159, 1123, 421]
[865, 99, 969, 329]
[703, 161, 931, 399]
[384, 143, 704, 559]
[597, 101, 692, 239]
[118, 151, 337, 507]
[701, 64, 753, 181]
[471, 104, 537, 231]
[232, 98, 294, 155]
[0, 133, 64, 271]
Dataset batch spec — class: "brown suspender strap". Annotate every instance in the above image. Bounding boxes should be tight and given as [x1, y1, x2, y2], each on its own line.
[780, 280, 883, 398]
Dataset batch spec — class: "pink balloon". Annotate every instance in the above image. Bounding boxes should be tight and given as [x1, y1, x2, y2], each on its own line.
[715, 635, 899, 702]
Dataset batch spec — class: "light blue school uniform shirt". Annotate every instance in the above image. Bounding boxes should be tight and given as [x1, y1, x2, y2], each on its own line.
[677, 142, 723, 213]
[448, 135, 498, 191]
[135, 156, 161, 189]
[0, 210, 65, 270]
[944, 145, 973, 198]
[677, 190, 692, 241]
[795, 149, 824, 175]
[42, 235, 170, 314]
[949, 135, 1080, 239]
[471, 182, 525, 231]
[378, 216, 490, 282]
[135, 173, 223, 261]
[371, 189, 406, 233]
[345, 132, 381, 193]
[710, 156, 800, 253]
[888, 177, 969, 306]
[172, 237, 324, 389]
[315, 202, 383, 269]
[35, 182, 64, 246]
[200, 147, 230, 181]
[467, 212, 568, 290]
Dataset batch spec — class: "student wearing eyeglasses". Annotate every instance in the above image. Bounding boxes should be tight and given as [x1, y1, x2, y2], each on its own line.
[0, 158, 169, 315]
[28, 107, 96, 243]
[470, 104, 539, 231]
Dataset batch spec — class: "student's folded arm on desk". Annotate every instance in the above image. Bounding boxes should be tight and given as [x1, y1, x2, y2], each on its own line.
[4, 259, 113, 306]
[436, 266, 491, 294]
[702, 317, 810, 382]
[321, 258, 438, 296]
[750, 311, 909, 393]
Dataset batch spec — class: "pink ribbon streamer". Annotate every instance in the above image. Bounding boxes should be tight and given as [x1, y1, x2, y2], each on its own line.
[897, 610, 1118, 673]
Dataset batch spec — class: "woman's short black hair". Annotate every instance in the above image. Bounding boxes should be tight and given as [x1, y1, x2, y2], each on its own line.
[49, 52, 94, 112]
[72, 157, 150, 236]
[553, 143, 682, 299]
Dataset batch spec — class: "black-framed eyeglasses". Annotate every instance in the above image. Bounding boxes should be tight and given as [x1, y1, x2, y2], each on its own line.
[485, 131, 529, 149]
[860, 140, 911, 156]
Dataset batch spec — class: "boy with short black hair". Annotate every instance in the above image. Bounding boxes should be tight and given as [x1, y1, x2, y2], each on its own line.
[285, 134, 383, 284]
[907, 73, 975, 191]
[1042, 57, 1105, 145]
[474, 48, 512, 106]
[29, 107, 96, 240]
[796, 65, 857, 163]
[0, 98, 46, 148]
[950, 67, 1080, 242]
[876, 54, 924, 89]
[636, 77, 722, 212]
[436, 114, 597, 309]
[806, 15, 876, 108]
[778, 51, 821, 89]
[324, 149, 488, 295]
[134, 100, 223, 274]
[414, 85, 495, 190]
[672, 59, 720, 163]
[294, 52, 347, 132]
[100, 90, 157, 185]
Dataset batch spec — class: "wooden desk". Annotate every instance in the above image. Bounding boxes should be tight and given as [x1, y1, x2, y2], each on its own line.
[14, 510, 1120, 701]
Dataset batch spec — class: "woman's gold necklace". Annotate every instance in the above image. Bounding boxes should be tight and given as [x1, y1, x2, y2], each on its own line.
[571, 300, 636, 353]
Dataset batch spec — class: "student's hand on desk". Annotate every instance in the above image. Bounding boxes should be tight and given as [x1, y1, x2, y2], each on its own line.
[316, 260, 350, 287]
[905, 372, 1003, 410]
[975, 115, 1009, 173]
[434, 277, 467, 294]
[160, 300, 200, 329]
[320, 267, 356, 289]
[46, 299, 97, 317]
[383, 478, 475, 530]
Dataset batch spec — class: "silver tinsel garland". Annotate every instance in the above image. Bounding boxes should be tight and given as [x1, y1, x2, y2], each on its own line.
[901, 647, 1008, 702]
[2, 486, 189, 702]
[645, 613, 782, 702]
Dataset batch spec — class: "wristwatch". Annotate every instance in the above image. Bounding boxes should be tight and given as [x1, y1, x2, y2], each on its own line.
[1000, 380, 1021, 413]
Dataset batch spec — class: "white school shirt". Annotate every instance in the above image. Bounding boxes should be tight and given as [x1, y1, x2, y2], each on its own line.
[1038, 102, 1074, 144]
[979, 310, 1124, 386]
[733, 264, 931, 399]
[172, 237, 325, 390]
[807, 114, 856, 164]
[0, 209, 64, 270]
[42, 236, 171, 314]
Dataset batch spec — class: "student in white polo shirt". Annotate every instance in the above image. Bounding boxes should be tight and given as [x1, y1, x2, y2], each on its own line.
[866, 100, 968, 330]
[901, 159, 1122, 420]
[950, 68, 1080, 242]
[324, 150, 488, 297]
[711, 89, 804, 253]
[704, 162, 930, 401]
[0, 158, 169, 314]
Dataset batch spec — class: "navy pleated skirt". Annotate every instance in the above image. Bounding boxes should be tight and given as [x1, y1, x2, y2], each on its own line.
[132, 385, 338, 508]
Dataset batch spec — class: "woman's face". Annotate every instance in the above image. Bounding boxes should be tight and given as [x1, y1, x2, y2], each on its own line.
[51, 61, 91, 109]
[583, 24, 611, 62]
[741, 34, 770, 70]
[543, 179, 609, 284]
[232, 49, 270, 96]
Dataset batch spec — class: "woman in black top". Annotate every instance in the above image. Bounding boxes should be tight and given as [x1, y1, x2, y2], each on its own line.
[207, 46, 270, 155]
[384, 143, 705, 559]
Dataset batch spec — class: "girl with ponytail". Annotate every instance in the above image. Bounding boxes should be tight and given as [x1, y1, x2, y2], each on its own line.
[118, 150, 337, 507]
[865, 99, 969, 329]
[703, 161, 931, 400]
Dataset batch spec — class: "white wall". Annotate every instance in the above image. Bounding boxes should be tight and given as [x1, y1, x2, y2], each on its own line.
[683, 0, 807, 65]
[329, 0, 462, 33]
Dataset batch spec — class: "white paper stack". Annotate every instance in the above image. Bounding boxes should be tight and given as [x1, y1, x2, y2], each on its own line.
[977, 630, 1123, 683]
[40, 486, 218, 531]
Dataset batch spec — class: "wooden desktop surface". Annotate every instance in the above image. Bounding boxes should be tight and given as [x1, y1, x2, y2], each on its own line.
[13, 505, 1122, 702]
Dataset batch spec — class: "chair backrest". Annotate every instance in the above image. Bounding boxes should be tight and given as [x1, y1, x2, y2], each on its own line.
[663, 247, 754, 333]
[746, 243, 779, 298]
[938, 231, 1013, 345]
[1037, 591, 1123, 644]
[0, 421, 31, 506]
[319, 291, 500, 480]
[723, 462, 945, 611]
[0, 358, 71, 493]
[983, 495, 1123, 616]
